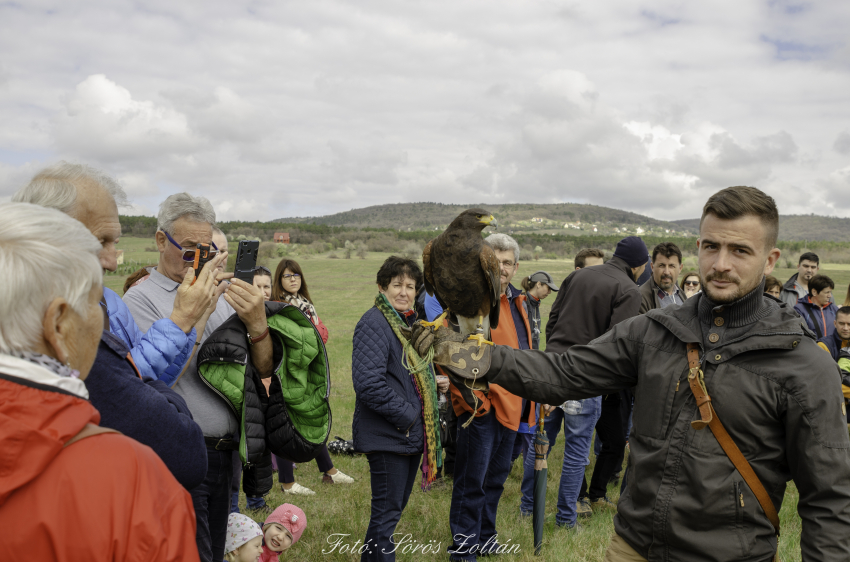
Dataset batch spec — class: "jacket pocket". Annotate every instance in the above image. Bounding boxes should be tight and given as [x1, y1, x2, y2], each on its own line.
[733, 481, 755, 557]
[632, 359, 686, 441]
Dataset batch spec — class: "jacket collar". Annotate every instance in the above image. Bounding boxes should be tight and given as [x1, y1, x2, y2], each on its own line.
[645, 285, 807, 358]
[0, 353, 89, 399]
[606, 256, 638, 283]
[782, 272, 800, 291]
[647, 273, 685, 303]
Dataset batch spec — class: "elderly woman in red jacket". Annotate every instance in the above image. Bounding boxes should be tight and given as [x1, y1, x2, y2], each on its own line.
[0, 202, 198, 561]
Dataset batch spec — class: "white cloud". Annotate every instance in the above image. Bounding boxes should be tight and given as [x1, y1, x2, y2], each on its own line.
[0, 1, 848, 222]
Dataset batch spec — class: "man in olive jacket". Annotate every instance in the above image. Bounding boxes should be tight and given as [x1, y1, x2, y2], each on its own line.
[412, 186, 850, 561]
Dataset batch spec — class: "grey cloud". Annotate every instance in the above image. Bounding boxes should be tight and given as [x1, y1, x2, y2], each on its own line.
[834, 131, 850, 155]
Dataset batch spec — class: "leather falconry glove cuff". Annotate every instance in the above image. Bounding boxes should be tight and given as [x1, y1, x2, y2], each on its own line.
[408, 321, 492, 385]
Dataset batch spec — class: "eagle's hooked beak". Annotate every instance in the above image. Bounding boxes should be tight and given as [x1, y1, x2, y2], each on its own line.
[481, 215, 498, 229]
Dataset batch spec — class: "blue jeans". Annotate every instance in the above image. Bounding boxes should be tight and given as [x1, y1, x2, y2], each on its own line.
[519, 409, 564, 514]
[449, 411, 516, 561]
[362, 452, 421, 562]
[192, 445, 234, 562]
[554, 398, 601, 527]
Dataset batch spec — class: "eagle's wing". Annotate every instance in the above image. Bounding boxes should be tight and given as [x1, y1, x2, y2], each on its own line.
[422, 240, 434, 295]
[479, 242, 501, 329]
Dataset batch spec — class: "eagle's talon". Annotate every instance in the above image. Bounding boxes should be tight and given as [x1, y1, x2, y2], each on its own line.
[466, 333, 494, 347]
[418, 310, 448, 330]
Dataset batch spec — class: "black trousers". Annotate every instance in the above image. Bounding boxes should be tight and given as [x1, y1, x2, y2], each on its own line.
[580, 393, 627, 500]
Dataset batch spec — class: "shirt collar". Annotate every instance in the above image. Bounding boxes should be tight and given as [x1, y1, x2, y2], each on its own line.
[149, 266, 180, 292]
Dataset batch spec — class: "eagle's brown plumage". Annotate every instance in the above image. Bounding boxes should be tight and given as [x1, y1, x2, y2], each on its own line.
[423, 208, 500, 333]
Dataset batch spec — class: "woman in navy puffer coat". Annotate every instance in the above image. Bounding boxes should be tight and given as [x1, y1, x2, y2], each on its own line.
[352, 256, 426, 562]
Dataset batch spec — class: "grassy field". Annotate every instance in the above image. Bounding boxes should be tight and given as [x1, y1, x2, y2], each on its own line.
[105, 237, 849, 561]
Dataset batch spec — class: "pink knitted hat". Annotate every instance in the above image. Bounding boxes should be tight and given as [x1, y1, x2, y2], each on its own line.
[264, 504, 307, 544]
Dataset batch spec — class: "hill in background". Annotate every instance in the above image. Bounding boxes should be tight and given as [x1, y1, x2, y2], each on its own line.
[673, 215, 850, 242]
[275, 202, 697, 238]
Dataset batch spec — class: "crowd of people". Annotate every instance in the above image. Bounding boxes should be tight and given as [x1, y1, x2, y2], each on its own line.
[2, 163, 850, 562]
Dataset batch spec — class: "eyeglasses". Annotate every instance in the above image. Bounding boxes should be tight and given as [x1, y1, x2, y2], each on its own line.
[163, 230, 219, 262]
[254, 266, 271, 276]
[498, 260, 516, 269]
[282, 273, 301, 280]
[684, 280, 700, 287]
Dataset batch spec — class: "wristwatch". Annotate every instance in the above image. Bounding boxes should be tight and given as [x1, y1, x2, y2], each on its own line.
[247, 326, 269, 345]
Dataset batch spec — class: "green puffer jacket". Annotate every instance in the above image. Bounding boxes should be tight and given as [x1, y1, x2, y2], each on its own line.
[198, 301, 331, 491]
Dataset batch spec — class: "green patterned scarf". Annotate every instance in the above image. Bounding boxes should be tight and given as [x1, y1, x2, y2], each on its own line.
[375, 293, 442, 488]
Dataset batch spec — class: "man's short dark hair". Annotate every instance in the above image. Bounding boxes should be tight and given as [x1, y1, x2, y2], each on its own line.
[376, 255, 423, 290]
[798, 252, 819, 266]
[700, 186, 779, 249]
[651, 242, 682, 265]
[574, 248, 605, 269]
[837, 306, 850, 319]
[809, 274, 834, 296]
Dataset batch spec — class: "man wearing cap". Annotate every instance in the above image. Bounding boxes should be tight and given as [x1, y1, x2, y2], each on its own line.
[539, 236, 647, 530]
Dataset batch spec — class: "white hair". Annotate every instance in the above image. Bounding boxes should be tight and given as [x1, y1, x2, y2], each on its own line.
[12, 161, 129, 213]
[0, 203, 102, 354]
[157, 193, 216, 234]
[485, 233, 520, 263]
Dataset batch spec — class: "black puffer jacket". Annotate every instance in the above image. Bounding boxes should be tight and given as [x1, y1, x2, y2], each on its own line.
[487, 288, 850, 561]
[198, 301, 332, 495]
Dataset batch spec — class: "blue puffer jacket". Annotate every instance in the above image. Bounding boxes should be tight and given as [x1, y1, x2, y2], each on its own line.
[794, 295, 838, 340]
[352, 306, 424, 455]
[104, 287, 195, 385]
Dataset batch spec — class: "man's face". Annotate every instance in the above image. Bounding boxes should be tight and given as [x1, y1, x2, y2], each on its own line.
[652, 254, 682, 292]
[155, 216, 213, 283]
[798, 259, 819, 283]
[212, 232, 228, 272]
[494, 249, 518, 294]
[835, 313, 850, 340]
[71, 181, 122, 272]
[698, 214, 780, 304]
[812, 287, 832, 308]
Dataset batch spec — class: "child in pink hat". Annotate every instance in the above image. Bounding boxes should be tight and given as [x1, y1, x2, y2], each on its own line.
[259, 503, 306, 562]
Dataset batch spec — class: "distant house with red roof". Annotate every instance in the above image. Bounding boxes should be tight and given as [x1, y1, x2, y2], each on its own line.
[274, 232, 290, 244]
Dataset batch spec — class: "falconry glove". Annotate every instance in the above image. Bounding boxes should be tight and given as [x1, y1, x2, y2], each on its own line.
[409, 321, 492, 388]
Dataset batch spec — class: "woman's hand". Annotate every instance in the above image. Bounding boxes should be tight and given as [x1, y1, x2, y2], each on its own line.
[435, 375, 450, 394]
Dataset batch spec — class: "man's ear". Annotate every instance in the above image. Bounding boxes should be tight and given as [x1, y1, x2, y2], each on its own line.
[155, 231, 167, 254]
[764, 247, 781, 275]
[41, 297, 73, 364]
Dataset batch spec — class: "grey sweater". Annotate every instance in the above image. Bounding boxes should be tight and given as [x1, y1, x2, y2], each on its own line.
[124, 268, 238, 439]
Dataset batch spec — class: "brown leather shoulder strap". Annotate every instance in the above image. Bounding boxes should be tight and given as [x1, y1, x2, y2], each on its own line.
[64, 423, 120, 447]
[686, 343, 781, 536]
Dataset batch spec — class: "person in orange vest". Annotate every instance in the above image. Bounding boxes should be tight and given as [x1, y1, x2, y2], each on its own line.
[447, 233, 534, 561]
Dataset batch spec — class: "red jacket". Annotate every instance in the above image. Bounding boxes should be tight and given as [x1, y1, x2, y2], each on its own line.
[450, 289, 534, 431]
[0, 354, 199, 561]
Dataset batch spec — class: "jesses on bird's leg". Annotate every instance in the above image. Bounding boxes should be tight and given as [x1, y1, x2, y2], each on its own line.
[465, 315, 494, 347]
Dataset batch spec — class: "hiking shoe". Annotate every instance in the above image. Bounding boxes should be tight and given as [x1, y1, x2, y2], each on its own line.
[323, 470, 354, 484]
[555, 521, 584, 533]
[590, 496, 617, 510]
[246, 504, 272, 518]
[576, 498, 592, 519]
[282, 482, 315, 496]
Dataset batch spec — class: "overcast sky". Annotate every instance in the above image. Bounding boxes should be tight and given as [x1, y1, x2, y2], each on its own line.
[1, 1, 848, 222]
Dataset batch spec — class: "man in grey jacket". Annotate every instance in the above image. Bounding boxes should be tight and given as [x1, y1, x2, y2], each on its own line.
[411, 186, 850, 561]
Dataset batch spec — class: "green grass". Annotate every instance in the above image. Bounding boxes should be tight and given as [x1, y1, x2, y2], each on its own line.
[108, 239, 821, 561]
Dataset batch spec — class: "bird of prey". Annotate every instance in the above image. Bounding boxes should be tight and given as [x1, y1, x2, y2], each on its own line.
[420, 208, 500, 346]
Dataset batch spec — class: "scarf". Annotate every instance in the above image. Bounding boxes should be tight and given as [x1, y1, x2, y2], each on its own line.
[8, 350, 80, 378]
[282, 293, 319, 325]
[375, 293, 442, 488]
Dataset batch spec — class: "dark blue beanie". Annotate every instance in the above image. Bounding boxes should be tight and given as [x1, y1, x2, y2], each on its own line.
[613, 236, 649, 268]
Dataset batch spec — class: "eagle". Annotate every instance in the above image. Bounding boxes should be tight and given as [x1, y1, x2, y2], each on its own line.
[421, 208, 500, 345]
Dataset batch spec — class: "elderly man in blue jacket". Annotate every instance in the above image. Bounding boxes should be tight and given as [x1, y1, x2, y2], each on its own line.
[13, 162, 215, 489]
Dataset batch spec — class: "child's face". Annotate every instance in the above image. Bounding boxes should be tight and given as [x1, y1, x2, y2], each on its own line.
[264, 523, 293, 552]
[237, 536, 264, 562]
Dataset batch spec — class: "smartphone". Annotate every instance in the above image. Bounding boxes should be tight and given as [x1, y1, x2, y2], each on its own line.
[234, 240, 260, 284]
[192, 243, 214, 285]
